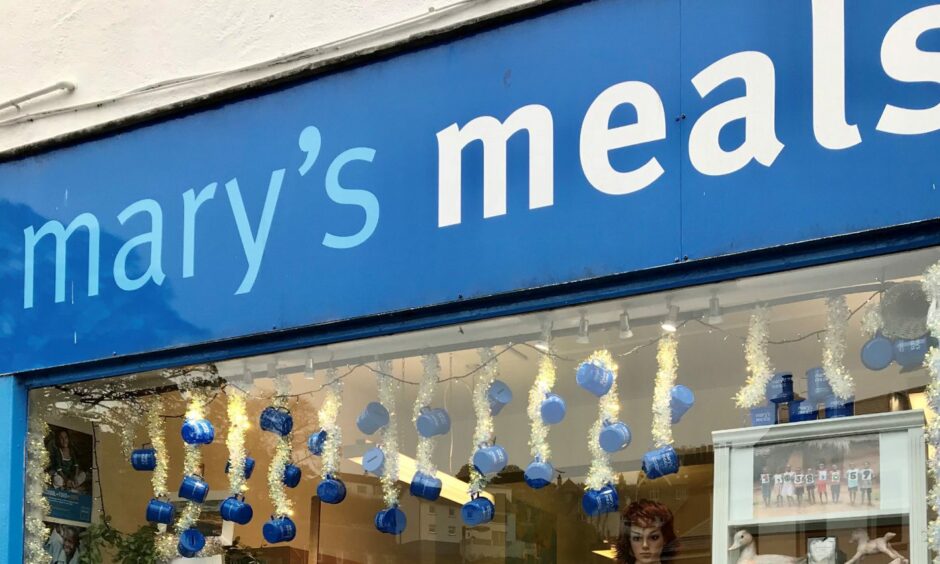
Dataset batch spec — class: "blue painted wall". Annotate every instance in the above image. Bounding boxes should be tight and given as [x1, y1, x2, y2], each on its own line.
[0, 0, 938, 373]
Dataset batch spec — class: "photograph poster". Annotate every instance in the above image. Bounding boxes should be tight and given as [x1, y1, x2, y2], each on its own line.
[43, 521, 86, 564]
[753, 433, 880, 520]
[44, 424, 93, 523]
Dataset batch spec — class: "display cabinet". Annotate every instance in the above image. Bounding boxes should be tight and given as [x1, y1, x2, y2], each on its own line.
[712, 411, 927, 564]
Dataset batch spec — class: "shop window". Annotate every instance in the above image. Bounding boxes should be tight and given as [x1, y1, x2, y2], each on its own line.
[25, 248, 939, 563]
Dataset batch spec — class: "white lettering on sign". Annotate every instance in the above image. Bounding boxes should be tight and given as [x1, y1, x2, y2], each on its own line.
[436, 3, 940, 225]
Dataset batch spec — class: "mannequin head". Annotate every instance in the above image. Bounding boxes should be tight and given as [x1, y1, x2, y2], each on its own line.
[616, 499, 678, 564]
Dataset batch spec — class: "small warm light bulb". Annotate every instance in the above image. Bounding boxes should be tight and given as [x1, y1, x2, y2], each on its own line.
[576, 313, 591, 344]
[661, 304, 680, 333]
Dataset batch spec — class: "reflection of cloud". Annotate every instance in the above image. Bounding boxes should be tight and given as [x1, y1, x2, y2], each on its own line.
[0, 201, 205, 369]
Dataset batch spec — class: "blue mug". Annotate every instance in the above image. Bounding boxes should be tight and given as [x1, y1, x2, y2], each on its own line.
[806, 367, 834, 402]
[130, 447, 157, 471]
[260, 406, 294, 437]
[282, 464, 302, 488]
[461, 496, 495, 526]
[766, 373, 794, 404]
[181, 418, 215, 445]
[410, 471, 442, 501]
[599, 421, 632, 453]
[225, 456, 255, 480]
[375, 506, 407, 535]
[642, 445, 680, 479]
[308, 429, 328, 455]
[362, 447, 386, 475]
[524, 459, 553, 489]
[473, 445, 508, 475]
[178, 528, 206, 558]
[669, 385, 695, 424]
[825, 395, 854, 419]
[220, 494, 253, 525]
[788, 399, 818, 422]
[318, 476, 347, 504]
[263, 515, 297, 544]
[582, 483, 619, 516]
[179, 474, 210, 503]
[576, 360, 614, 397]
[749, 404, 777, 426]
[145, 498, 175, 525]
[861, 334, 894, 371]
[540, 393, 567, 425]
[487, 380, 513, 416]
[356, 401, 390, 435]
[894, 335, 932, 370]
[416, 407, 451, 438]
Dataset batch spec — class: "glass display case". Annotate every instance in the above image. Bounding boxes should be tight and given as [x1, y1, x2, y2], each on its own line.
[712, 411, 927, 564]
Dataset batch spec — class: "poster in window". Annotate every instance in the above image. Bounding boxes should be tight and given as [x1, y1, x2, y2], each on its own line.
[43, 521, 86, 564]
[752, 433, 880, 520]
[44, 424, 94, 523]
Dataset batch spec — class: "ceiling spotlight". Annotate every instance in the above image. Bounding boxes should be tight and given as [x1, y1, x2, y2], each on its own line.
[576, 313, 591, 344]
[267, 360, 278, 379]
[304, 353, 315, 380]
[619, 310, 633, 339]
[533, 319, 553, 352]
[661, 304, 680, 333]
[705, 295, 723, 325]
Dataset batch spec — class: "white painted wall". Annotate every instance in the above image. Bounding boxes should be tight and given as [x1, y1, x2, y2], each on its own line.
[0, 0, 543, 155]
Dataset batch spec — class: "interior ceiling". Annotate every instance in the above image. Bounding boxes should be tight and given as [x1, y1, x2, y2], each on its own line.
[57, 247, 939, 425]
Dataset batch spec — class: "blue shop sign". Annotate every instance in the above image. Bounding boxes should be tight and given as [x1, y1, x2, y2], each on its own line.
[1, 0, 939, 373]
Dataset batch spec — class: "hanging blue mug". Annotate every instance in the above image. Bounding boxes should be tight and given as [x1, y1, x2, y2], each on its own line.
[318, 476, 347, 504]
[825, 395, 854, 419]
[473, 445, 509, 475]
[576, 360, 614, 397]
[263, 515, 297, 544]
[524, 459, 553, 489]
[461, 496, 495, 526]
[894, 335, 931, 371]
[282, 464, 302, 488]
[669, 385, 695, 424]
[861, 334, 895, 371]
[362, 447, 385, 475]
[806, 367, 834, 403]
[582, 483, 619, 516]
[410, 471, 442, 501]
[749, 404, 777, 426]
[540, 393, 567, 425]
[642, 445, 680, 479]
[260, 406, 294, 437]
[487, 380, 513, 416]
[356, 401, 390, 435]
[145, 498, 176, 525]
[766, 373, 794, 404]
[308, 429, 328, 455]
[220, 494, 253, 525]
[598, 421, 632, 453]
[178, 528, 206, 558]
[375, 505, 407, 535]
[179, 474, 210, 503]
[225, 456, 256, 480]
[130, 447, 157, 471]
[181, 418, 215, 445]
[416, 407, 451, 438]
[788, 399, 818, 423]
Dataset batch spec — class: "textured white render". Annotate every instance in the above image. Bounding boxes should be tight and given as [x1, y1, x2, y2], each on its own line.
[0, 0, 543, 154]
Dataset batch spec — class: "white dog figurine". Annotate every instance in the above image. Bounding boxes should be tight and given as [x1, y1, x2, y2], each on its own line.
[729, 530, 806, 564]
[845, 529, 907, 564]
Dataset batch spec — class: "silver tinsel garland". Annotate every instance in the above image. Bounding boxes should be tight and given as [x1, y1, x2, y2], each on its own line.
[734, 307, 774, 409]
[377, 360, 400, 508]
[414, 355, 440, 476]
[469, 348, 498, 495]
[823, 296, 855, 400]
[585, 350, 618, 491]
[922, 261, 940, 560]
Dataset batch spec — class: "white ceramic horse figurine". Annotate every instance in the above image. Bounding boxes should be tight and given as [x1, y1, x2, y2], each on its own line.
[845, 529, 907, 564]
[729, 530, 806, 564]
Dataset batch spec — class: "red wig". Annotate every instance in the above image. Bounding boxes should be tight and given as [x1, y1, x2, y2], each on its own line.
[615, 499, 679, 563]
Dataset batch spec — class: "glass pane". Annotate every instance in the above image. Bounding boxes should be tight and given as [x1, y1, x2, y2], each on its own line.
[27, 246, 939, 563]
